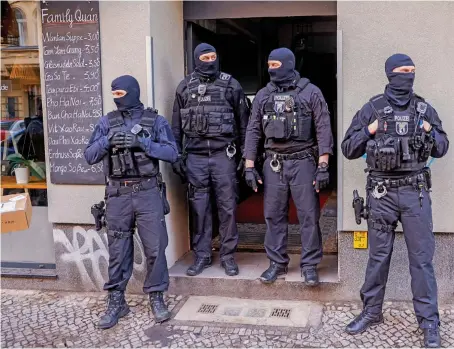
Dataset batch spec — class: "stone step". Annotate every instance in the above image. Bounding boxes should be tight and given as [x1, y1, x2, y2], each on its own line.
[169, 252, 339, 301]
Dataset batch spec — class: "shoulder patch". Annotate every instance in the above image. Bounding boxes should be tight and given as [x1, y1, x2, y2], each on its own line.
[219, 72, 231, 81]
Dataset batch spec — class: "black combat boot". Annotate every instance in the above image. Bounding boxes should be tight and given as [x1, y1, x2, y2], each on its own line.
[98, 290, 130, 329]
[302, 266, 320, 287]
[259, 261, 288, 284]
[186, 257, 212, 276]
[149, 292, 171, 323]
[221, 258, 239, 276]
[423, 322, 441, 348]
[345, 310, 384, 335]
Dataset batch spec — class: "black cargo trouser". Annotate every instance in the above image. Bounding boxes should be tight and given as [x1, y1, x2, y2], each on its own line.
[361, 177, 439, 328]
[103, 181, 169, 293]
[263, 155, 323, 269]
[186, 150, 238, 261]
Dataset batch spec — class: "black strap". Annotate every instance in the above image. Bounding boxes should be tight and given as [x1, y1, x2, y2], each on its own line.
[140, 108, 158, 128]
[107, 110, 124, 128]
[295, 78, 310, 93]
[107, 230, 134, 239]
[369, 94, 393, 137]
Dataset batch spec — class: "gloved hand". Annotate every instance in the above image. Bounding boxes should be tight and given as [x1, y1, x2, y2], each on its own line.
[109, 132, 126, 147]
[123, 132, 142, 149]
[378, 137, 397, 171]
[244, 167, 262, 192]
[172, 157, 187, 184]
[314, 164, 329, 192]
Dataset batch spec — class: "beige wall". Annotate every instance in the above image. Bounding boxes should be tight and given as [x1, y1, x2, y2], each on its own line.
[338, 1, 454, 232]
[42, 1, 189, 265]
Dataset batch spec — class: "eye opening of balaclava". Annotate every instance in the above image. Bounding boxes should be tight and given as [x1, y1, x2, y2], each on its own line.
[268, 48, 297, 87]
[384, 53, 415, 107]
[194, 43, 219, 78]
[111, 75, 143, 111]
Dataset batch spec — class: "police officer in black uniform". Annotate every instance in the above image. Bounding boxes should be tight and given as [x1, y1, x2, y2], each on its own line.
[84, 75, 178, 329]
[171, 43, 249, 277]
[342, 54, 449, 348]
[244, 48, 334, 286]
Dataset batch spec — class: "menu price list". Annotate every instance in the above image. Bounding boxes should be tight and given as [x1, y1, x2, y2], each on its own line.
[41, 1, 104, 184]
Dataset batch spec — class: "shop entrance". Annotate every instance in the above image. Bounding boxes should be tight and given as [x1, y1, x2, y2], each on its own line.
[184, 15, 338, 257]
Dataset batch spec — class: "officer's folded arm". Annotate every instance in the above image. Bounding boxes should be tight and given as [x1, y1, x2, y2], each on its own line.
[137, 121, 178, 163]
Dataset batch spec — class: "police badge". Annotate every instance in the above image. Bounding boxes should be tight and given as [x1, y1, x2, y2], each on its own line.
[396, 121, 409, 135]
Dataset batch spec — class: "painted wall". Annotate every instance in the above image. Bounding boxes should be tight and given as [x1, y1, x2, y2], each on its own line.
[338, 1, 454, 233]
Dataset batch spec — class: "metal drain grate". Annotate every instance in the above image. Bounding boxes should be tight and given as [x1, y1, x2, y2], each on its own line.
[270, 308, 292, 318]
[197, 304, 219, 314]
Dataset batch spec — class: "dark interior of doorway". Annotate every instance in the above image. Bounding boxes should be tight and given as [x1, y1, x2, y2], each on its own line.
[185, 16, 338, 256]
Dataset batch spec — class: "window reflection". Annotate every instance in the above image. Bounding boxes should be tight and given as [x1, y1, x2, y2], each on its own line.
[1, 1, 46, 206]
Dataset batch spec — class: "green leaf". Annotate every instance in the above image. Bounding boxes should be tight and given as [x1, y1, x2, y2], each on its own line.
[27, 160, 46, 180]
[6, 153, 26, 163]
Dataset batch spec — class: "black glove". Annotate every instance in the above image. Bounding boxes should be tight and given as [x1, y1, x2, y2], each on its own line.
[377, 137, 397, 171]
[172, 157, 187, 184]
[314, 164, 329, 191]
[244, 167, 262, 192]
[123, 132, 142, 149]
[109, 132, 125, 147]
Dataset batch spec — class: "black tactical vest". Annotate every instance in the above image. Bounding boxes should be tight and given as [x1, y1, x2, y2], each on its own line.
[365, 94, 432, 172]
[262, 78, 315, 144]
[104, 108, 159, 178]
[180, 72, 236, 138]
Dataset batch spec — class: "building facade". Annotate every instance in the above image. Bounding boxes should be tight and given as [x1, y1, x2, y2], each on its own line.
[1, 1, 453, 303]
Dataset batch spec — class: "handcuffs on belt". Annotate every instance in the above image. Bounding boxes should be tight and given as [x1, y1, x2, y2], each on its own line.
[270, 154, 282, 173]
[226, 144, 237, 160]
[371, 181, 387, 199]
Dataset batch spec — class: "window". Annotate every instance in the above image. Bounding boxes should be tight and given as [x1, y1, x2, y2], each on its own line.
[14, 8, 26, 46]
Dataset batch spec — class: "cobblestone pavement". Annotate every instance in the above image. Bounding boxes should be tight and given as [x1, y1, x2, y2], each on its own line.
[1, 290, 453, 348]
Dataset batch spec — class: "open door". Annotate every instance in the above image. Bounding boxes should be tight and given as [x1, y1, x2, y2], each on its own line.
[185, 22, 219, 75]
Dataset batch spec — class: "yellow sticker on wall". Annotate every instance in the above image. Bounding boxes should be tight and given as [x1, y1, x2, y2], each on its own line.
[353, 231, 368, 249]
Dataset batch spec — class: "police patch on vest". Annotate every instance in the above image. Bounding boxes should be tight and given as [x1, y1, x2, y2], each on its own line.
[274, 101, 285, 113]
[394, 115, 410, 122]
[219, 73, 231, 81]
[274, 95, 290, 101]
[396, 121, 409, 135]
[198, 95, 211, 102]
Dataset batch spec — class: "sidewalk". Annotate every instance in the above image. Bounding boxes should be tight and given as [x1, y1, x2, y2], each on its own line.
[1, 290, 453, 348]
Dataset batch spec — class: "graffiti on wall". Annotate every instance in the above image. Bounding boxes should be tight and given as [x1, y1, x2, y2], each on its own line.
[53, 226, 146, 290]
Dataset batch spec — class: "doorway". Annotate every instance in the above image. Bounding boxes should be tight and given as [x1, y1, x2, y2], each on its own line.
[184, 15, 338, 257]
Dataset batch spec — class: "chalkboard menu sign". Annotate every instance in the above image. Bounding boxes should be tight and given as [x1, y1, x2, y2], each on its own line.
[41, 1, 104, 184]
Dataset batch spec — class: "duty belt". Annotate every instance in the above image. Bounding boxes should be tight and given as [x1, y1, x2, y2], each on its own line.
[368, 171, 429, 189]
[265, 147, 317, 173]
[106, 176, 158, 196]
[265, 147, 317, 160]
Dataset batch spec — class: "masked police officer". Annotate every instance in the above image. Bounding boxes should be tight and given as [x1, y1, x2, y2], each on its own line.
[244, 48, 334, 286]
[342, 54, 449, 348]
[171, 43, 249, 277]
[84, 75, 178, 329]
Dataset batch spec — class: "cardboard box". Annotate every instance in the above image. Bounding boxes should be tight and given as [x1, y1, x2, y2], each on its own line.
[1, 193, 32, 233]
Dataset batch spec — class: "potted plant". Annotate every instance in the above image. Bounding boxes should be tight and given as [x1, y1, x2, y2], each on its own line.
[6, 154, 46, 184]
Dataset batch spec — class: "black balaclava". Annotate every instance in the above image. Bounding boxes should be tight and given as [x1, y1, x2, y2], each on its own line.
[194, 43, 219, 78]
[384, 53, 415, 107]
[111, 75, 143, 112]
[268, 48, 298, 87]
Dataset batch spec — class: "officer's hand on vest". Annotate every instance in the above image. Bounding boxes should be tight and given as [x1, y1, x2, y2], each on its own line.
[368, 120, 379, 135]
[172, 158, 187, 184]
[123, 132, 142, 149]
[423, 120, 432, 133]
[313, 163, 329, 192]
[244, 167, 262, 192]
[109, 132, 126, 147]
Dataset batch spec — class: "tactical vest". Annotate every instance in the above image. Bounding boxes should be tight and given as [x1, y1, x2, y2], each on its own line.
[180, 72, 236, 138]
[104, 108, 159, 178]
[262, 78, 315, 144]
[366, 94, 433, 172]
